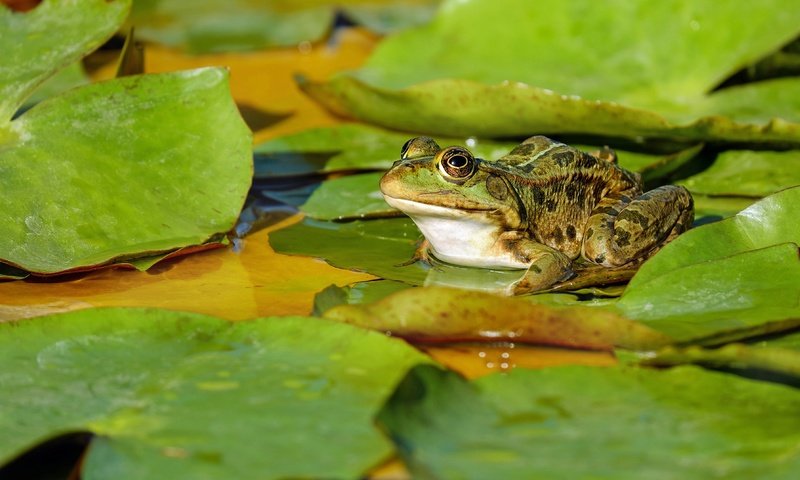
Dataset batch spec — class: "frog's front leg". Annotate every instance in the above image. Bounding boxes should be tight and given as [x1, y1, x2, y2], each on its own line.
[504, 235, 574, 294]
[582, 185, 694, 267]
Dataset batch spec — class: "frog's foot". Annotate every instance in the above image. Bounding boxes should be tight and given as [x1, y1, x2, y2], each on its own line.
[582, 185, 694, 267]
[395, 238, 432, 267]
[507, 241, 573, 295]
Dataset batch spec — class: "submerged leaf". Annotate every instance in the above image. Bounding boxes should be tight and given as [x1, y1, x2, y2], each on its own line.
[0, 68, 252, 274]
[324, 286, 671, 351]
[0, 308, 428, 478]
[379, 365, 800, 479]
[0, 0, 130, 121]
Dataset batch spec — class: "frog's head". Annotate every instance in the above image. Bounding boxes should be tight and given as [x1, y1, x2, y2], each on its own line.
[380, 137, 524, 229]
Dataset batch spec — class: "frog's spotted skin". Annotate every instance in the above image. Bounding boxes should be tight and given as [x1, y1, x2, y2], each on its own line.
[380, 136, 693, 293]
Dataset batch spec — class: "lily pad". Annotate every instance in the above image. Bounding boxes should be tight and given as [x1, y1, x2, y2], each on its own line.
[619, 243, 800, 344]
[301, 172, 396, 220]
[1, 0, 129, 122]
[1, 68, 252, 274]
[0, 308, 428, 478]
[253, 123, 517, 178]
[379, 365, 800, 479]
[303, 0, 800, 142]
[679, 150, 800, 197]
[270, 217, 426, 284]
[324, 286, 671, 350]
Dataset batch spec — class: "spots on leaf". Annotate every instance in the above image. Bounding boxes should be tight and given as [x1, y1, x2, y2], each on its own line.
[566, 225, 577, 241]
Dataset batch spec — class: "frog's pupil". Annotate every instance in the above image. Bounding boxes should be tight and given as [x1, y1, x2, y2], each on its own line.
[448, 155, 468, 168]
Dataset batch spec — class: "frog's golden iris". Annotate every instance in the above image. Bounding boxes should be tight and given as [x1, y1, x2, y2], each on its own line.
[380, 136, 693, 294]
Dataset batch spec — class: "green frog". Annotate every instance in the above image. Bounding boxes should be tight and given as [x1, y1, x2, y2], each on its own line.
[380, 136, 693, 293]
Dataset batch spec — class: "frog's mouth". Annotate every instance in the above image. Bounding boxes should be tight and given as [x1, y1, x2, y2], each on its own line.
[383, 195, 494, 217]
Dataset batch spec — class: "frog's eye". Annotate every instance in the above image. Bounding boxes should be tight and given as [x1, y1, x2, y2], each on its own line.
[401, 137, 441, 159]
[437, 147, 476, 181]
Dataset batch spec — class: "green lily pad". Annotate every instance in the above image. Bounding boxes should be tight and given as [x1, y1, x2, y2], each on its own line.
[0, 308, 428, 478]
[619, 243, 800, 344]
[270, 217, 427, 284]
[1, 68, 252, 274]
[253, 123, 517, 178]
[1, 0, 129, 122]
[303, 0, 800, 141]
[324, 286, 671, 350]
[379, 365, 800, 479]
[627, 186, 800, 290]
[301, 172, 396, 220]
[679, 150, 800, 197]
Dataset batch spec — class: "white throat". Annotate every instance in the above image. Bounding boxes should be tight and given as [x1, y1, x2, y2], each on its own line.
[384, 196, 528, 269]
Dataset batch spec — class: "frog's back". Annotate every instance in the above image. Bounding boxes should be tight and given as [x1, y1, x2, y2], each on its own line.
[485, 136, 642, 258]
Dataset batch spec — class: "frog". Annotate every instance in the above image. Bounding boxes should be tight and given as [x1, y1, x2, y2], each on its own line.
[380, 135, 694, 294]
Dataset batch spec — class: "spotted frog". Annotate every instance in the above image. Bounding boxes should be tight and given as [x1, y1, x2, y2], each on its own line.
[380, 136, 693, 293]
